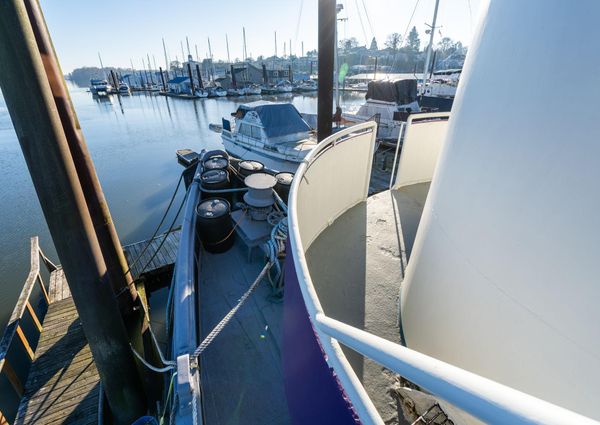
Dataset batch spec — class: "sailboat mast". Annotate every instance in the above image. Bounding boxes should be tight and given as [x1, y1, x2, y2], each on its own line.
[207, 37, 215, 80]
[186, 36, 192, 61]
[226, 34, 231, 63]
[195, 44, 199, 62]
[98, 52, 106, 79]
[274, 31, 278, 57]
[180, 41, 185, 65]
[422, 0, 440, 90]
[334, 4, 343, 108]
[162, 37, 169, 70]
[243, 27, 248, 61]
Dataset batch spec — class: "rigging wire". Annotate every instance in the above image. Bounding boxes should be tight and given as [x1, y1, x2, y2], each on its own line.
[389, 0, 421, 72]
[360, 0, 375, 41]
[294, 0, 304, 43]
[353, 0, 369, 46]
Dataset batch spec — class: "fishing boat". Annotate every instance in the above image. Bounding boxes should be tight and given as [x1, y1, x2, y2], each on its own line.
[342, 79, 420, 141]
[220, 100, 316, 173]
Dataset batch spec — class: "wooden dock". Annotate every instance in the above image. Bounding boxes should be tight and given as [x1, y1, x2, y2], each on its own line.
[1, 232, 180, 425]
[14, 269, 100, 425]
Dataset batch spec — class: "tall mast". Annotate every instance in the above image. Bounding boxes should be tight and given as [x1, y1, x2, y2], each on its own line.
[208, 37, 215, 80]
[243, 27, 248, 61]
[162, 37, 169, 70]
[195, 44, 199, 62]
[98, 52, 106, 79]
[180, 40, 185, 65]
[274, 31, 278, 57]
[422, 0, 440, 90]
[186, 36, 191, 60]
[289, 38, 292, 56]
[226, 34, 231, 63]
[334, 4, 344, 108]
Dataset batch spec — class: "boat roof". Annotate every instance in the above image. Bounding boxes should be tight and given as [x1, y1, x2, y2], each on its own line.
[168, 76, 189, 84]
[237, 101, 311, 138]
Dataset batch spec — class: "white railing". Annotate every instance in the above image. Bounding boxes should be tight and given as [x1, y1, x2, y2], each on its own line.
[288, 121, 598, 425]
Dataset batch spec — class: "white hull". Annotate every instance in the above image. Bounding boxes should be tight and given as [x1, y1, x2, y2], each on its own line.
[221, 138, 300, 173]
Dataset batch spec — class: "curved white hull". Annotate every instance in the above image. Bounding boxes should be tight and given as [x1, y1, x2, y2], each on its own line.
[221, 138, 301, 173]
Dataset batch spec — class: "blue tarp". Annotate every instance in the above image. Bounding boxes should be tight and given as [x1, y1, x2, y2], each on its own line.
[239, 101, 311, 138]
[168, 76, 189, 84]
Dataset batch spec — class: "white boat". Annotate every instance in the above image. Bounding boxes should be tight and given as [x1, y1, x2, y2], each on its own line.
[298, 79, 318, 92]
[220, 100, 316, 173]
[117, 83, 130, 95]
[274, 80, 293, 93]
[194, 88, 209, 98]
[243, 83, 262, 95]
[226, 87, 245, 96]
[208, 86, 227, 97]
[89, 79, 112, 97]
[342, 79, 420, 141]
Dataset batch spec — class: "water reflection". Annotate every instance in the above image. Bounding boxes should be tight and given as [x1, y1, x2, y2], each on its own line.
[0, 84, 365, 330]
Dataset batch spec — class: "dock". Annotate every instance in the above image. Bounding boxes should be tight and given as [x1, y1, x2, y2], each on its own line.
[0, 231, 180, 424]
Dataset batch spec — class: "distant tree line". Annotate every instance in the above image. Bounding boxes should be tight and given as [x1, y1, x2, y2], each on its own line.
[338, 27, 467, 74]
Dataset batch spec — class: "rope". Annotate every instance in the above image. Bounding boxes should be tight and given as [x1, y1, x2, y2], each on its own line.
[202, 209, 247, 247]
[131, 344, 176, 373]
[190, 261, 273, 361]
[159, 372, 178, 425]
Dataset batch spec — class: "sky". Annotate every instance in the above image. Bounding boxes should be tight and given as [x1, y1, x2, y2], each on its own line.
[40, 0, 482, 73]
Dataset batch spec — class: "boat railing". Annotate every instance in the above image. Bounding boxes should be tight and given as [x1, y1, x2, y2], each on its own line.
[0, 237, 57, 424]
[287, 121, 597, 425]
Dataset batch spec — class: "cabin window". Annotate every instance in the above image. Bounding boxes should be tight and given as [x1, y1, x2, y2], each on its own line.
[251, 126, 261, 139]
[238, 124, 251, 137]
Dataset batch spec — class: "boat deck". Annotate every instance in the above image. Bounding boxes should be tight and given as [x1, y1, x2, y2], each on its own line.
[198, 239, 290, 425]
[305, 184, 429, 422]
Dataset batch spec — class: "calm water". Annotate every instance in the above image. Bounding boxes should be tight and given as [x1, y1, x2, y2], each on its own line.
[0, 85, 365, 330]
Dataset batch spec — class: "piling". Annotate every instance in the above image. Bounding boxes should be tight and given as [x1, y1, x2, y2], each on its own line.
[318, 0, 335, 141]
[187, 62, 196, 95]
[160, 66, 167, 91]
[0, 2, 147, 423]
[196, 64, 204, 89]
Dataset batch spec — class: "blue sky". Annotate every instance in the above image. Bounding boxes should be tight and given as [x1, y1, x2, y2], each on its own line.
[40, 0, 482, 73]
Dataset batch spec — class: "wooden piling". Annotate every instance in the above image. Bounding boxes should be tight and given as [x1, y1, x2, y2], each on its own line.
[0, 2, 147, 423]
[318, 0, 335, 141]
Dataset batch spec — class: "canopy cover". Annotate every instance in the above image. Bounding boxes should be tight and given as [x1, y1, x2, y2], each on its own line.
[238, 101, 311, 138]
[366, 79, 418, 104]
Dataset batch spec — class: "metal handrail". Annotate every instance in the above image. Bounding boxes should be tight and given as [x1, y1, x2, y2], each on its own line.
[0, 236, 56, 423]
[315, 314, 597, 425]
[288, 122, 599, 425]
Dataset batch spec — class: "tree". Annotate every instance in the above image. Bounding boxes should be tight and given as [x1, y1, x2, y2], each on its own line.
[384, 33, 402, 51]
[406, 26, 420, 51]
[369, 37, 378, 51]
[437, 37, 454, 53]
[339, 37, 359, 51]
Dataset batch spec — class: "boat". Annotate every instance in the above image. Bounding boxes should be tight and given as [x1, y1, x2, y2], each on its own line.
[89, 78, 112, 97]
[220, 100, 317, 173]
[226, 87, 245, 96]
[207, 86, 227, 97]
[194, 88, 209, 98]
[243, 83, 263, 95]
[342, 78, 420, 141]
[419, 68, 461, 112]
[274, 80, 293, 93]
[297, 79, 318, 92]
[118, 82, 130, 95]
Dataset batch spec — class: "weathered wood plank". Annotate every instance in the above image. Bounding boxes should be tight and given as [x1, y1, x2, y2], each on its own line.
[122, 229, 180, 279]
[25, 301, 43, 333]
[14, 296, 99, 425]
[16, 326, 34, 360]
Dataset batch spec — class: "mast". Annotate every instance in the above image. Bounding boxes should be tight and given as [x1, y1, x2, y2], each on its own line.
[422, 0, 440, 91]
[318, 0, 335, 141]
[98, 52, 106, 79]
[243, 27, 248, 61]
[208, 37, 215, 80]
[226, 34, 231, 63]
[274, 31, 278, 57]
[180, 40, 185, 66]
[147, 53, 154, 84]
[162, 37, 169, 71]
[334, 4, 344, 108]
[186, 36, 191, 60]
[195, 44, 199, 62]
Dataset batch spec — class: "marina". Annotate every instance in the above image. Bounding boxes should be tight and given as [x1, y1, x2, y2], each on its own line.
[1, 0, 600, 425]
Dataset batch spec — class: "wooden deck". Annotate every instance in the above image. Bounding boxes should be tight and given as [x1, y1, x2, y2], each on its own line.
[123, 228, 180, 281]
[14, 269, 99, 425]
[9, 231, 180, 425]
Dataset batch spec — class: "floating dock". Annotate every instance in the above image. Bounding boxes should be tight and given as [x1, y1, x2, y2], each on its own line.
[0, 231, 180, 424]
